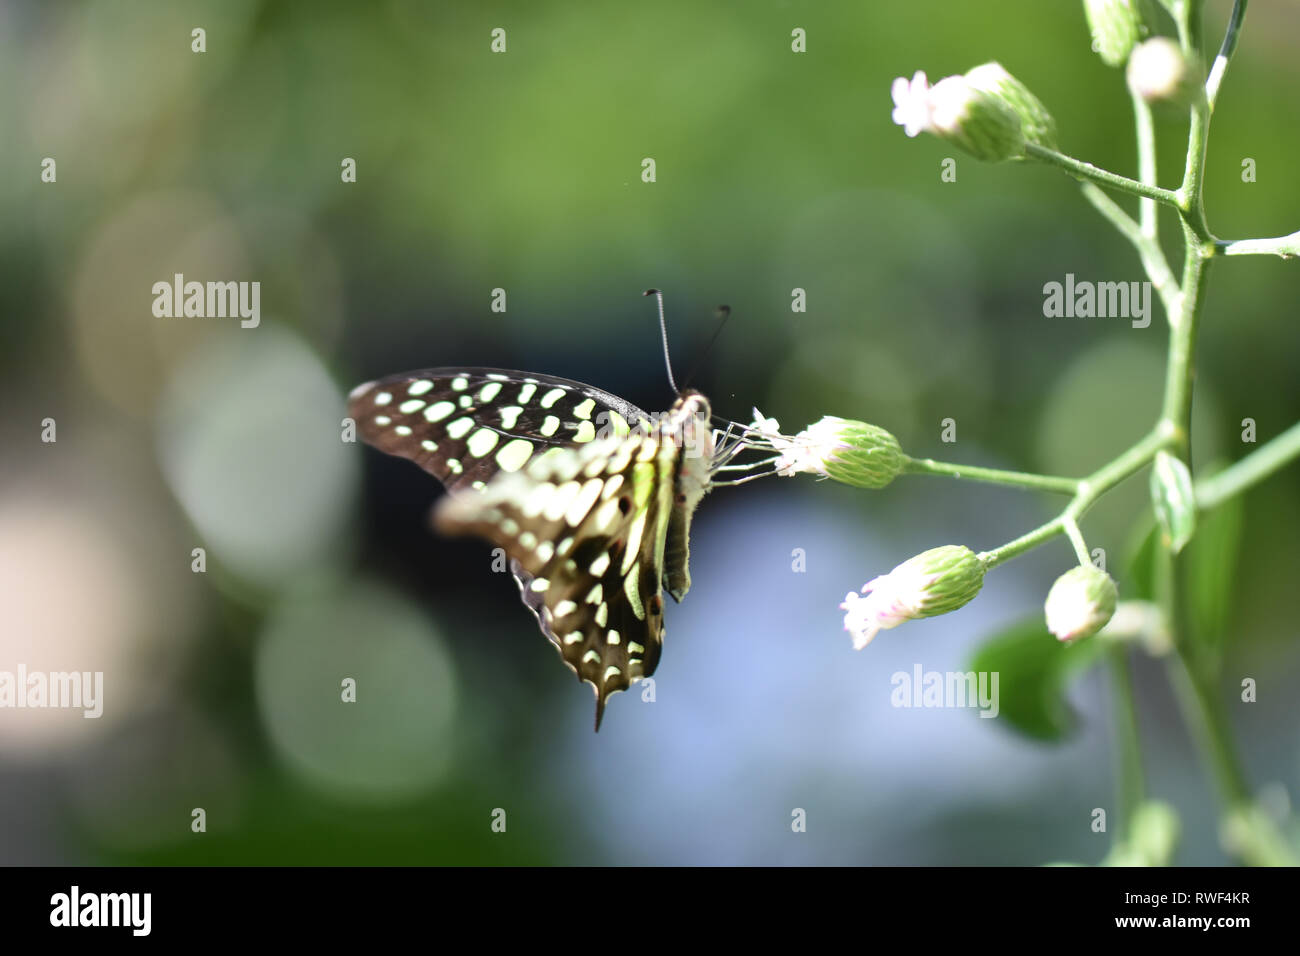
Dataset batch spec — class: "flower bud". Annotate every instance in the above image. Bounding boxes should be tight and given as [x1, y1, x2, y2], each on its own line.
[749, 411, 905, 489]
[1044, 565, 1118, 642]
[964, 62, 1057, 150]
[1149, 449, 1196, 553]
[841, 545, 986, 649]
[1084, 0, 1145, 67]
[891, 70, 1025, 162]
[1127, 37, 1205, 109]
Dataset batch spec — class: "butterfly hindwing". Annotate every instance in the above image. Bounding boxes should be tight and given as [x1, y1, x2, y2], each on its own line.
[435, 430, 675, 728]
[347, 368, 651, 493]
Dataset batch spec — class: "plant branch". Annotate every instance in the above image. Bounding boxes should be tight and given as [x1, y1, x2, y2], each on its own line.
[1024, 143, 1181, 208]
[1176, 0, 1214, 241]
[1133, 93, 1158, 238]
[1081, 184, 1181, 320]
[902, 457, 1078, 495]
[1062, 517, 1091, 566]
[1166, 647, 1250, 807]
[1108, 648, 1146, 839]
[1216, 230, 1300, 259]
[1206, 0, 1249, 111]
[1196, 420, 1300, 510]
[979, 429, 1170, 569]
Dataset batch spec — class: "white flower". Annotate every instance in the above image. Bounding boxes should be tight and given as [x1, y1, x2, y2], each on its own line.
[750, 410, 905, 488]
[891, 71, 932, 137]
[749, 408, 819, 477]
[841, 575, 922, 649]
[840, 546, 986, 649]
[890, 67, 1025, 162]
[891, 71, 981, 139]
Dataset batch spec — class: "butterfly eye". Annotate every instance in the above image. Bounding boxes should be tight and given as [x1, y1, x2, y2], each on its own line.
[618, 495, 632, 515]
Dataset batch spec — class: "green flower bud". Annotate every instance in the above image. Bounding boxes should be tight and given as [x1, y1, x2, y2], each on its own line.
[749, 412, 904, 489]
[1150, 450, 1196, 553]
[1044, 565, 1118, 642]
[1084, 0, 1146, 67]
[891, 70, 1025, 163]
[841, 545, 986, 649]
[1127, 37, 1205, 108]
[815, 418, 905, 489]
[964, 62, 1057, 150]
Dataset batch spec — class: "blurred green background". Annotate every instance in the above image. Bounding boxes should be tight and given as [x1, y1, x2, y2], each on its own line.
[1, 0, 1297, 865]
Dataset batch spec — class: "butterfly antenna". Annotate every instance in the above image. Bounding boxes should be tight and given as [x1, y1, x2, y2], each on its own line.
[682, 304, 732, 391]
[644, 288, 679, 396]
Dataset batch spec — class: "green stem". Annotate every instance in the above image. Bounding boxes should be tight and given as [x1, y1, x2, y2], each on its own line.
[902, 456, 1078, 495]
[1159, 232, 1211, 424]
[1108, 648, 1146, 839]
[1176, 2, 1214, 242]
[1081, 184, 1181, 321]
[977, 517, 1062, 569]
[1134, 93, 1158, 238]
[1152, 0, 1278, 866]
[979, 429, 1170, 569]
[1025, 143, 1181, 207]
[1206, 0, 1249, 111]
[1167, 648, 1249, 807]
[1196, 420, 1300, 510]
[1216, 231, 1300, 258]
[1062, 517, 1091, 566]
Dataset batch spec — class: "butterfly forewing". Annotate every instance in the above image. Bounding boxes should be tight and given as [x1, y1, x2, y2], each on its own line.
[349, 366, 712, 729]
[347, 368, 651, 494]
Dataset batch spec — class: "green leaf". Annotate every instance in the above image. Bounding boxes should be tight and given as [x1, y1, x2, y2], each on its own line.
[1150, 451, 1196, 554]
[1121, 515, 1160, 601]
[969, 617, 1103, 742]
[1185, 475, 1244, 653]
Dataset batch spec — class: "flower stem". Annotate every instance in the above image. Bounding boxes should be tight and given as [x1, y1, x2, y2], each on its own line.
[1081, 183, 1181, 321]
[1206, 0, 1249, 111]
[1133, 92, 1158, 238]
[1062, 517, 1091, 566]
[1108, 647, 1146, 840]
[1196, 419, 1300, 510]
[1024, 143, 1181, 208]
[1216, 230, 1300, 258]
[902, 457, 1078, 494]
[977, 517, 1063, 568]
[979, 429, 1170, 569]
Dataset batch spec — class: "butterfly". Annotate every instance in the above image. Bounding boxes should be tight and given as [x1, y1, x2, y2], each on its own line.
[347, 362, 769, 729]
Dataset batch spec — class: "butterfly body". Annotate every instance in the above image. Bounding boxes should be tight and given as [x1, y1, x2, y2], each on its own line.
[347, 367, 718, 728]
